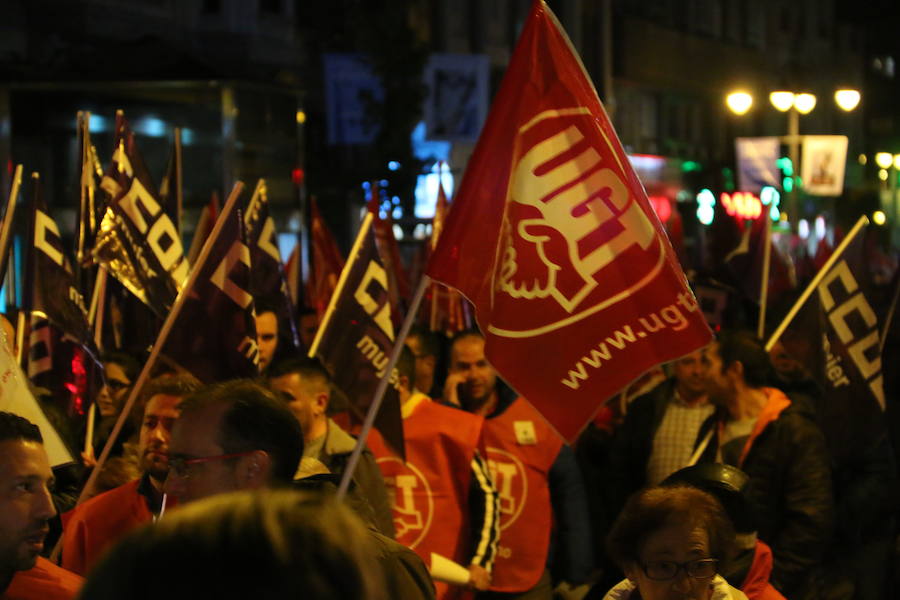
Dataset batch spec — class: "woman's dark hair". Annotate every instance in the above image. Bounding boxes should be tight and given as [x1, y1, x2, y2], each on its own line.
[101, 351, 141, 383]
[606, 485, 736, 569]
[79, 489, 383, 600]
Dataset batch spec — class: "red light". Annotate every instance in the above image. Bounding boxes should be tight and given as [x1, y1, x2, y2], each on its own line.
[648, 195, 672, 223]
[720, 191, 762, 220]
[291, 167, 305, 186]
[70, 349, 88, 416]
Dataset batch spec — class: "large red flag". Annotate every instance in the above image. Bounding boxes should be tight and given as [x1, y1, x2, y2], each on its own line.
[426, 0, 711, 440]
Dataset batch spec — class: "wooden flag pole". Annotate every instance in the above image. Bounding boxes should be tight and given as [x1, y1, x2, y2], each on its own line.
[337, 273, 429, 499]
[87, 267, 108, 332]
[765, 215, 868, 352]
[308, 212, 374, 359]
[18, 173, 41, 373]
[72, 181, 245, 507]
[757, 216, 773, 339]
[0, 164, 23, 288]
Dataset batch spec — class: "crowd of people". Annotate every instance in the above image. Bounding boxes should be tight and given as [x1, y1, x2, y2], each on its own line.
[0, 305, 897, 600]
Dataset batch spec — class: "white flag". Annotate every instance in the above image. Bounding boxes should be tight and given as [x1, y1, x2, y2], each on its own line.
[802, 135, 848, 197]
[0, 330, 73, 466]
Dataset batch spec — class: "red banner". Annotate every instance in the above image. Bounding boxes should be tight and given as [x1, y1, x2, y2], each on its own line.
[429, 176, 469, 334]
[307, 197, 345, 317]
[426, 0, 711, 440]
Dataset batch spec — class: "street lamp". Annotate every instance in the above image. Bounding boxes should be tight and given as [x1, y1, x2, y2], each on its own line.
[725, 87, 860, 223]
[725, 91, 753, 116]
[835, 89, 861, 112]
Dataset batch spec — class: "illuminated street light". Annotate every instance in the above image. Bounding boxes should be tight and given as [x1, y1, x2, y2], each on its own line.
[793, 93, 817, 114]
[879, 169, 889, 181]
[769, 91, 794, 112]
[834, 89, 861, 112]
[725, 91, 753, 115]
[873, 211, 887, 225]
[732, 88, 859, 225]
[875, 152, 894, 169]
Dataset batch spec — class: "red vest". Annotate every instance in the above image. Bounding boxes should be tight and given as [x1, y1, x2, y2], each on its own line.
[481, 397, 562, 592]
[370, 398, 483, 600]
[61, 479, 153, 575]
[4, 557, 83, 600]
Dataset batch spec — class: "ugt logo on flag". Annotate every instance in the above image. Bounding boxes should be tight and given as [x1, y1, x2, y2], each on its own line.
[493, 108, 664, 337]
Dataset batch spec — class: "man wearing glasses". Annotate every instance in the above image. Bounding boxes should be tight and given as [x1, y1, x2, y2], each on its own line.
[163, 379, 436, 600]
[62, 373, 201, 575]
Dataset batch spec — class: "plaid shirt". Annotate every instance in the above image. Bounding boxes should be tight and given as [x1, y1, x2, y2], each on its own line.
[645, 390, 715, 485]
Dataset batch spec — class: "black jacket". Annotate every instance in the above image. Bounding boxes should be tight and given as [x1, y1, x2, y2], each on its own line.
[697, 390, 834, 597]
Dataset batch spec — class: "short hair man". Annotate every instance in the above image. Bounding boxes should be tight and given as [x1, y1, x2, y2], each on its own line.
[268, 357, 394, 538]
[608, 348, 715, 513]
[405, 327, 440, 398]
[255, 302, 280, 373]
[165, 379, 435, 600]
[446, 331, 592, 599]
[0, 411, 82, 598]
[62, 373, 201, 575]
[699, 330, 833, 597]
[370, 346, 498, 599]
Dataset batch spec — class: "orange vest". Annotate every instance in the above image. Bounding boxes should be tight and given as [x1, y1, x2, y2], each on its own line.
[370, 397, 483, 600]
[4, 557, 82, 600]
[61, 479, 153, 575]
[481, 397, 562, 592]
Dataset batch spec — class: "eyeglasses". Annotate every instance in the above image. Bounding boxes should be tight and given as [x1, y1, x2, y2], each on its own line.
[167, 451, 256, 478]
[639, 559, 718, 581]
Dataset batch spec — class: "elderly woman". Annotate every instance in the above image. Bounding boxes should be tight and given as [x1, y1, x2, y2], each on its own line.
[604, 485, 748, 600]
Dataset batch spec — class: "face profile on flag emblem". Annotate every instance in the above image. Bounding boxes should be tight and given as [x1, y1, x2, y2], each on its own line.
[494, 108, 663, 336]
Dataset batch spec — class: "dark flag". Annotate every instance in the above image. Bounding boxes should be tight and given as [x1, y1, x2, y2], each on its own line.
[24, 174, 101, 420]
[311, 215, 405, 459]
[157, 132, 182, 232]
[307, 197, 344, 317]
[723, 217, 796, 312]
[94, 111, 189, 315]
[778, 225, 885, 463]
[187, 191, 220, 266]
[74, 111, 107, 295]
[162, 200, 259, 383]
[367, 183, 410, 319]
[244, 180, 299, 348]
